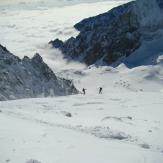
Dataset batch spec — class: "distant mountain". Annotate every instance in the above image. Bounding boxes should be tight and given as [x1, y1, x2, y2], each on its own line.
[50, 0, 163, 66]
[0, 45, 78, 101]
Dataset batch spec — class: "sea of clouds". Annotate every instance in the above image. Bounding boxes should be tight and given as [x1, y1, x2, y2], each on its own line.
[0, 0, 129, 71]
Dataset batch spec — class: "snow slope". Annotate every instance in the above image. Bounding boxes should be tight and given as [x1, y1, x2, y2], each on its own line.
[1, 64, 163, 163]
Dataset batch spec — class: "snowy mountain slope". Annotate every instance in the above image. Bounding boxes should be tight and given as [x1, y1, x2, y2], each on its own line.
[1, 55, 163, 163]
[1, 110, 162, 163]
[0, 69, 163, 163]
[0, 45, 78, 101]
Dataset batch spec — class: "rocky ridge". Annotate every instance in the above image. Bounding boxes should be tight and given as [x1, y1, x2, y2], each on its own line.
[0, 44, 78, 101]
[50, 0, 163, 66]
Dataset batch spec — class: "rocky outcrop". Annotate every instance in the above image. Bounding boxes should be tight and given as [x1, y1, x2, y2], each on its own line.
[0, 44, 78, 101]
[49, 39, 64, 49]
[49, 0, 163, 66]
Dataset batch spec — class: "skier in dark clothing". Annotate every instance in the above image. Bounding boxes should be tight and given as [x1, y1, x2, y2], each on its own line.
[82, 88, 86, 95]
[99, 87, 103, 94]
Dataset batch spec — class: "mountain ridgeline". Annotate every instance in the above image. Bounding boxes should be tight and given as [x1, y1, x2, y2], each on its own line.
[0, 45, 78, 101]
[49, 0, 163, 66]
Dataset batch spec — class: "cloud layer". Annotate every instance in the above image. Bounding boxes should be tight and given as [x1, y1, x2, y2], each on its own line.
[0, 0, 129, 71]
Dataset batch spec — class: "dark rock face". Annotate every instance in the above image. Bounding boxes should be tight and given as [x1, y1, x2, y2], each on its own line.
[49, 0, 163, 66]
[74, 1, 134, 32]
[157, 0, 163, 8]
[0, 45, 78, 101]
[50, 1, 141, 66]
[49, 39, 64, 48]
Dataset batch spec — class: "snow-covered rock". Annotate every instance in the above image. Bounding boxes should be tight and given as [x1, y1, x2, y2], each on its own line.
[0, 44, 78, 101]
[50, 0, 163, 66]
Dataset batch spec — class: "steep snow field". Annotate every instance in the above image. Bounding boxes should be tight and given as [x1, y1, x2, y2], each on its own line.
[1, 64, 163, 163]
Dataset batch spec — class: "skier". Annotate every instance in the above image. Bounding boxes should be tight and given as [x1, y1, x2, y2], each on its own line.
[82, 88, 86, 95]
[99, 87, 103, 94]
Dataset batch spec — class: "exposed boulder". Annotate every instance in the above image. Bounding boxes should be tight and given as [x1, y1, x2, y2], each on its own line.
[0, 45, 78, 101]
